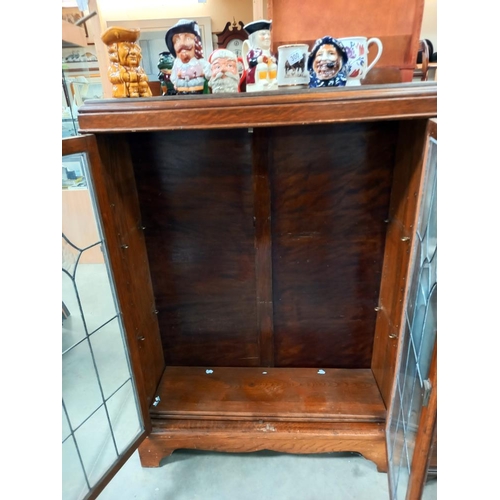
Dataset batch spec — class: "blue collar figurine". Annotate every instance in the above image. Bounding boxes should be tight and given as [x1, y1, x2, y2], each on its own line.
[307, 36, 348, 88]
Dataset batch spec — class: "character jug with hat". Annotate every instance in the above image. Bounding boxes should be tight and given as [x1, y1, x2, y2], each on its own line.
[307, 36, 348, 88]
[241, 19, 278, 92]
[101, 26, 152, 98]
[165, 19, 212, 94]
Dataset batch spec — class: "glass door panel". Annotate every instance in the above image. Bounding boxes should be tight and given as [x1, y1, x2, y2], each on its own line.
[62, 146, 144, 500]
[387, 130, 437, 500]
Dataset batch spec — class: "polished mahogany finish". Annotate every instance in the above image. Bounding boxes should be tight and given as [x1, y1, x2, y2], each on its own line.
[78, 83, 437, 132]
[139, 419, 388, 472]
[128, 129, 258, 367]
[78, 83, 437, 475]
[270, 122, 396, 368]
[151, 366, 386, 422]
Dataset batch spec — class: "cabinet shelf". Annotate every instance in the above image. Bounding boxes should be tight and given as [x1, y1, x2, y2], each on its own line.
[151, 366, 386, 423]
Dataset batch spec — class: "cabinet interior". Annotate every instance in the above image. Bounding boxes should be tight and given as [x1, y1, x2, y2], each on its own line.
[79, 85, 436, 470]
[114, 118, 425, 423]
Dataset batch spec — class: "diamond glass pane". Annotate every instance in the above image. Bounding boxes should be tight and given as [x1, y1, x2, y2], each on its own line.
[392, 406, 405, 474]
[62, 270, 86, 352]
[73, 406, 118, 488]
[63, 235, 81, 276]
[62, 148, 144, 499]
[63, 339, 103, 430]
[62, 437, 89, 500]
[417, 139, 437, 238]
[75, 263, 117, 335]
[388, 377, 403, 462]
[417, 284, 437, 379]
[401, 339, 418, 426]
[90, 318, 132, 399]
[106, 380, 143, 454]
[395, 440, 410, 499]
[388, 131, 437, 499]
[63, 405, 72, 442]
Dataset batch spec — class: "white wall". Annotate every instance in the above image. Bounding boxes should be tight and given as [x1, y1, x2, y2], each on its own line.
[421, 0, 437, 52]
[96, 0, 253, 33]
[95, 0, 436, 52]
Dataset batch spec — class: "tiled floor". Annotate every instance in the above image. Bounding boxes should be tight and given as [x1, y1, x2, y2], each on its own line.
[98, 448, 437, 500]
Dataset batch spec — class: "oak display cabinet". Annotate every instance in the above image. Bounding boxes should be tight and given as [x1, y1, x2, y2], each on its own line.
[76, 82, 437, 497]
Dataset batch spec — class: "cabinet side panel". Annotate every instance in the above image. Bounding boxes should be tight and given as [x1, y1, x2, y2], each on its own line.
[90, 134, 166, 410]
[271, 122, 397, 368]
[371, 119, 429, 405]
[129, 130, 259, 366]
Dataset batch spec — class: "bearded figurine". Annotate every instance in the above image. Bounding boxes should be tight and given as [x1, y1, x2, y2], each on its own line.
[208, 49, 241, 93]
[165, 19, 211, 95]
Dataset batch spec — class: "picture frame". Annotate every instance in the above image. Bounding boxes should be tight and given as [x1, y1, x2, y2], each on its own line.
[106, 17, 214, 82]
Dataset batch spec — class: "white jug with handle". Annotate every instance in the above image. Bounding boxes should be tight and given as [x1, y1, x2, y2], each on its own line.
[338, 37, 383, 85]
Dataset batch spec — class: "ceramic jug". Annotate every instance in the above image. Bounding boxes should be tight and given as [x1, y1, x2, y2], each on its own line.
[241, 19, 278, 92]
[277, 44, 310, 88]
[338, 37, 383, 85]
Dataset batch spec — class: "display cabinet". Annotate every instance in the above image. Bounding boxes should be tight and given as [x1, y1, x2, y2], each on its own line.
[75, 82, 437, 498]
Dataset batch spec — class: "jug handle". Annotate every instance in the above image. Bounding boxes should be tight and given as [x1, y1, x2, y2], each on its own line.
[366, 38, 383, 74]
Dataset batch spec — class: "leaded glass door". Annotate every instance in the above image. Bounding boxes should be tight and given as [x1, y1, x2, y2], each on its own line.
[386, 120, 437, 499]
[62, 136, 148, 500]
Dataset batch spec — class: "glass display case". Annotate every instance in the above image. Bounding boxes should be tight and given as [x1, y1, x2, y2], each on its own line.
[62, 43, 103, 137]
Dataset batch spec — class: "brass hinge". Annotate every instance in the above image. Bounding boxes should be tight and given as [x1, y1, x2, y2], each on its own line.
[422, 379, 432, 407]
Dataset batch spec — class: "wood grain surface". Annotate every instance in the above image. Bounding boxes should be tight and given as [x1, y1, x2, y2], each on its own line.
[151, 366, 386, 422]
[129, 129, 259, 367]
[139, 419, 388, 472]
[78, 84, 437, 133]
[270, 122, 397, 367]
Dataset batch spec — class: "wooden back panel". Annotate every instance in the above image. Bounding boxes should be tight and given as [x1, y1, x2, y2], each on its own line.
[126, 122, 399, 369]
[77, 85, 437, 372]
[270, 122, 397, 367]
[268, 0, 425, 82]
[129, 129, 260, 367]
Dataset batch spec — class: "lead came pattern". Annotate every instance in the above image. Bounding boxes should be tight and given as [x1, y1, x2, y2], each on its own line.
[390, 137, 437, 499]
[62, 152, 143, 500]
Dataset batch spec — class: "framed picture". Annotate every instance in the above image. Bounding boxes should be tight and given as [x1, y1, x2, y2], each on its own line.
[107, 17, 214, 82]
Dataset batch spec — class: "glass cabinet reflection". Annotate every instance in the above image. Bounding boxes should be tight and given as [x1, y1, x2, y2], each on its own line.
[62, 150, 143, 500]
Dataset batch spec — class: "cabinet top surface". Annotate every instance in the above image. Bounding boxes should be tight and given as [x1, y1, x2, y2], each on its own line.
[78, 82, 437, 133]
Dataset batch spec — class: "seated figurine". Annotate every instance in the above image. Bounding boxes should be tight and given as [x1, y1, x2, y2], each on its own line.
[101, 26, 152, 98]
[241, 19, 278, 92]
[165, 19, 211, 95]
[307, 36, 348, 88]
